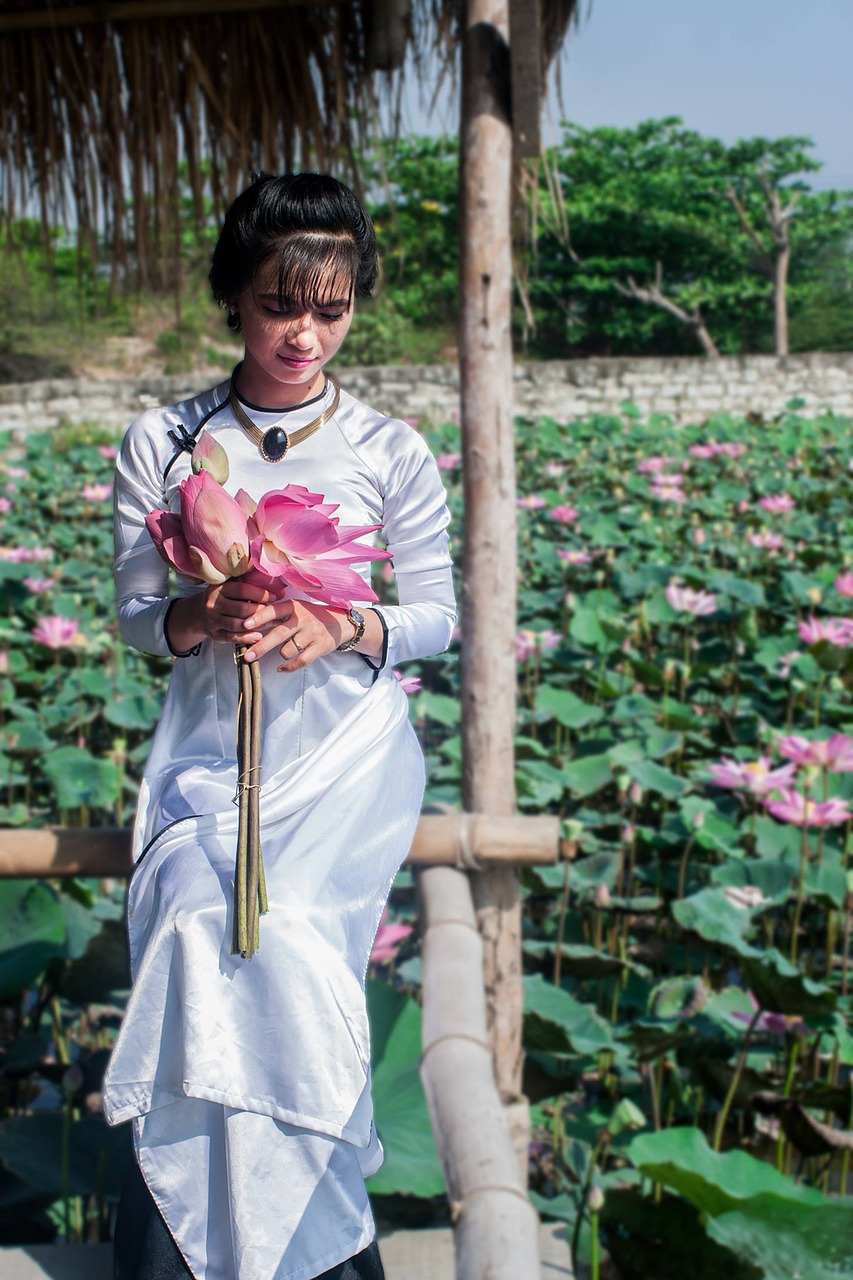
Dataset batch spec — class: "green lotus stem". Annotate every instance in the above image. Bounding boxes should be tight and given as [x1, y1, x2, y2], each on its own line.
[677, 834, 696, 900]
[713, 1007, 761, 1152]
[232, 649, 252, 957]
[790, 819, 811, 966]
[590, 1212, 600, 1280]
[842, 907, 852, 998]
[775, 1036, 800, 1172]
[552, 861, 570, 986]
[248, 656, 267, 935]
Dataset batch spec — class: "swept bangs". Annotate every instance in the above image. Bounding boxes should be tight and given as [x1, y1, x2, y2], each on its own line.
[263, 233, 360, 311]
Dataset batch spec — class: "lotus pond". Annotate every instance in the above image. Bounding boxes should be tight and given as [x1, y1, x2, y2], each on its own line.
[1, 402, 853, 1278]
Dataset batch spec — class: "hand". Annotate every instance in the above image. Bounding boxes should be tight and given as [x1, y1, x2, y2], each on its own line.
[242, 599, 353, 671]
[166, 579, 288, 652]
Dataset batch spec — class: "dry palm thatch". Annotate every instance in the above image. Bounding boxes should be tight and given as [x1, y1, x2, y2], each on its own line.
[0, 0, 579, 284]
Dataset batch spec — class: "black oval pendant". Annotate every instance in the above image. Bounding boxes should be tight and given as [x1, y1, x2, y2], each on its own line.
[261, 427, 289, 462]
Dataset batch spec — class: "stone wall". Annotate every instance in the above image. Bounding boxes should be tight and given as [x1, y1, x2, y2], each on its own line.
[1, 351, 852, 437]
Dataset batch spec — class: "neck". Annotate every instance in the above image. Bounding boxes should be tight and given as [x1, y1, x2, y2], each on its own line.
[235, 353, 326, 409]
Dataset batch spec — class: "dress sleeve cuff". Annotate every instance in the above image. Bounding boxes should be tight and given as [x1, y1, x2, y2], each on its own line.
[359, 608, 389, 678]
[164, 599, 203, 658]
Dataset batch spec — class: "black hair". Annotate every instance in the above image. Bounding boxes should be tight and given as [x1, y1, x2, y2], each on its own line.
[209, 172, 378, 315]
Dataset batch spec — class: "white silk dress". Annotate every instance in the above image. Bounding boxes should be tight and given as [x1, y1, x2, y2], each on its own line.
[102, 375, 456, 1280]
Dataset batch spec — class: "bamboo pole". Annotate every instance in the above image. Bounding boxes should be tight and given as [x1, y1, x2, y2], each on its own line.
[0, 813, 564, 879]
[459, 0, 526, 1130]
[419, 866, 540, 1277]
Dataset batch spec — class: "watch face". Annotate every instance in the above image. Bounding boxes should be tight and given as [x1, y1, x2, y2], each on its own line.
[350, 609, 365, 624]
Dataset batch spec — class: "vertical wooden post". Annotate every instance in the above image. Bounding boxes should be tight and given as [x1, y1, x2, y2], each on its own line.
[459, 0, 525, 1137]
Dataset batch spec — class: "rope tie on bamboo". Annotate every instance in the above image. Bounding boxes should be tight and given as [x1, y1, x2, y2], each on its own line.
[453, 1183, 537, 1211]
[454, 813, 483, 871]
[421, 1031, 492, 1060]
[233, 762, 262, 805]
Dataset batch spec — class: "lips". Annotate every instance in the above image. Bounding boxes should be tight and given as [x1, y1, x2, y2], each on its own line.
[278, 354, 315, 369]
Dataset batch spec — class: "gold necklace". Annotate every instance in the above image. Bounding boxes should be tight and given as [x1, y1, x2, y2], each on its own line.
[229, 369, 340, 462]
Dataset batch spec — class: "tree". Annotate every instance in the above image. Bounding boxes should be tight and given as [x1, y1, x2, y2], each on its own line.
[524, 119, 853, 359]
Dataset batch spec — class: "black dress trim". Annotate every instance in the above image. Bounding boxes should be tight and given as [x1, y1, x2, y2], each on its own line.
[163, 395, 230, 480]
[163, 599, 202, 658]
[359, 609, 389, 683]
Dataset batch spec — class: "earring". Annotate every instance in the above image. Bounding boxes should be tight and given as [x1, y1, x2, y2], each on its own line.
[227, 310, 241, 332]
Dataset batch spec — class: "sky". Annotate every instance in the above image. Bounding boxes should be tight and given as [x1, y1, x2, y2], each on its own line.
[405, 0, 853, 191]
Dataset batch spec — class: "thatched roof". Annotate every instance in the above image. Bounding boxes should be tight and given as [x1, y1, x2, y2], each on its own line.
[0, 0, 578, 279]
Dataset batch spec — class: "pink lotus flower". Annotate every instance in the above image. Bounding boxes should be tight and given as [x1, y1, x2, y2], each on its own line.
[97, 445, 118, 460]
[776, 733, 853, 771]
[689, 444, 717, 460]
[5, 466, 27, 478]
[557, 549, 592, 566]
[636, 455, 677, 474]
[147, 471, 255, 585]
[749, 531, 784, 551]
[716, 442, 746, 459]
[245, 484, 389, 606]
[778, 650, 802, 678]
[650, 481, 688, 505]
[835, 572, 853, 598]
[691, 527, 706, 547]
[436, 453, 461, 470]
[0, 545, 52, 563]
[81, 482, 113, 503]
[32, 615, 79, 649]
[517, 494, 547, 510]
[758, 494, 795, 513]
[544, 462, 564, 478]
[665, 584, 717, 617]
[394, 670, 422, 695]
[0, 498, 11, 514]
[707, 756, 797, 796]
[23, 577, 54, 595]
[764, 789, 851, 827]
[516, 629, 561, 662]
[371, 909, 413, 964]
[549, 505, 578, 524]
[798, 616, 853, 648]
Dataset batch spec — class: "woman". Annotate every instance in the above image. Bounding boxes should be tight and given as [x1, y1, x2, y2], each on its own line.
[104, 172, 456, 1280]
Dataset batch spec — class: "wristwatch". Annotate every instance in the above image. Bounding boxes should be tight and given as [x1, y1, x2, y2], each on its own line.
[337, 607, 366, 652]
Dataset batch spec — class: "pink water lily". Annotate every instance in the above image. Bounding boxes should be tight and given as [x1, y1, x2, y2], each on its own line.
[146, 471, 254, 585]
[436, 453, 461, 470]
[650, 481, 688, 504]
[764, 789, 851, 827]
[776, 733, 853, 771]
[0, 545, 52, 563]
[516, 628, 561, 663]
[665, 584, 717, 617]
[33, 615, 79, 649]
[371, 909, 413, 964]
[244, 484, 389, 607]
[97, 445, 119, 460]
[23, 577, 54, 595]
[749, 531, 784, 551]
[707, 756, 796, 796]
[798, 616, 853, 647]
[82, 482, 113, 503]
[557, 549, 592, 566]
[517, 494, 547, 510]
[394, 670, 422, 695]
[549, 505, 579, 524]
[759, 493, 795, 513]
[636, 455, 677, 474]
[835, 572, 853, 598]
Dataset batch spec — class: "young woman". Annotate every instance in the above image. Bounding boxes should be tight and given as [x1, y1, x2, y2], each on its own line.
[104, 172, 456, 1280]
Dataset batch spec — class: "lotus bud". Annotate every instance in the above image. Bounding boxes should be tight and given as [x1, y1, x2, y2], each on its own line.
[191, 431, 230, 485]
[621, 823, 635, 844]
[629, 782, 643, 805]
[691, 809, 706, 830]
[594, 882, 611, 908]
[587, 1185, 605, 1214]
[806, 586, 822, 607]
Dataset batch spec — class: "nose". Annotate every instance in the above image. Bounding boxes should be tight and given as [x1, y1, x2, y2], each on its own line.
[285, 313, 315, 348]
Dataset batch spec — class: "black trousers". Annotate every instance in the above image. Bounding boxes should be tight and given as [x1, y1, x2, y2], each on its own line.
[114, 1158, 386, 1280]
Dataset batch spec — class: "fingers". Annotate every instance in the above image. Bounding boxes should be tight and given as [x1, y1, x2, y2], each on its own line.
[204, 584, 293, 641]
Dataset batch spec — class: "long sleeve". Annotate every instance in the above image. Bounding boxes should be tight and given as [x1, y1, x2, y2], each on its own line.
[372, 430, 456, 669]
[113, 413, 176, 658]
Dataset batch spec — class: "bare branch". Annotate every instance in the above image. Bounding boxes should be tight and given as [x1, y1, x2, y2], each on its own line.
[616, 263, 720, 358]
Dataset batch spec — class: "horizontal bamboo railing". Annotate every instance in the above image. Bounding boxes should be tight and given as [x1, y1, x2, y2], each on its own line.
[0, 812, 568, 878]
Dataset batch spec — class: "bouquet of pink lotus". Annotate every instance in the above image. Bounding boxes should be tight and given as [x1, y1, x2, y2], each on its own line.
[145, 432, 389, 958]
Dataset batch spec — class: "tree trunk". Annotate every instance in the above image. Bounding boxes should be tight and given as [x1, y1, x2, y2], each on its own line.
[775, 243, 790, 356]
[459, 0, 524, 1117]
